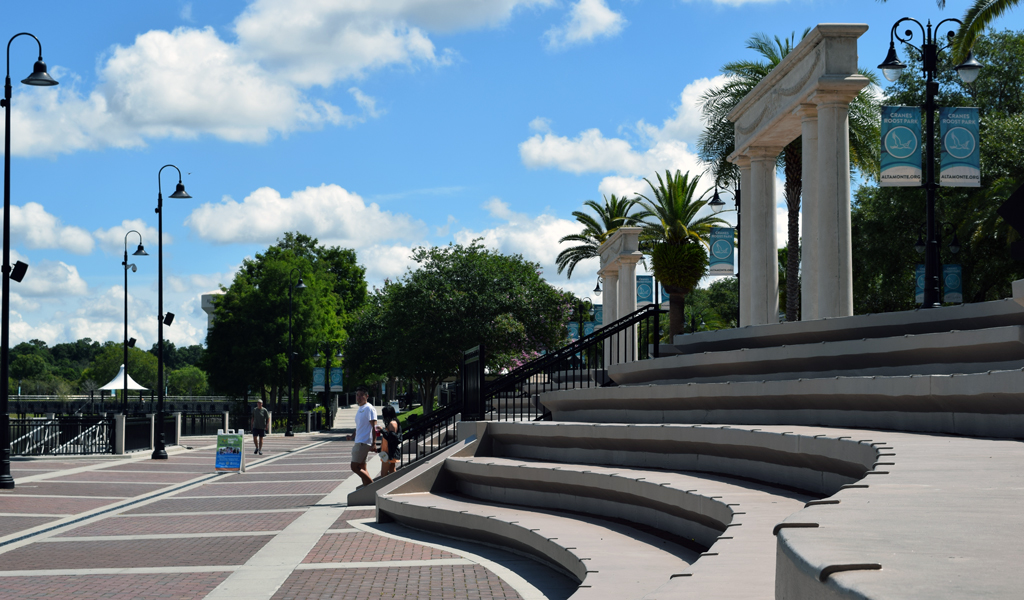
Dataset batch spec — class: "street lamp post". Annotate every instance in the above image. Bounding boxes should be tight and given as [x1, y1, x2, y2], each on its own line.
[152, 165, 191, 460]
[285, 270, 306, 437]
[878, 18, 982, 308]
[315, 344, 343, 426]
[1, 33, 58, 489]
[122, 231, 147, 413]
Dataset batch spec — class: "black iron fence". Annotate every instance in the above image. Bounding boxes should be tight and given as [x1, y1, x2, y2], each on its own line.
[10, 415, 114, 456]
[125, 416, 152, 452]
[181, 413, 224, 437]
[398, 303, 663, 470]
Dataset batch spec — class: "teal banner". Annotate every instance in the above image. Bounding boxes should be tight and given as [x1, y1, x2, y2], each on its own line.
[943, 264, 963, 303]
[567, 322, 580, 341]
[881, 106, 923, 187]
[312, 367, 343, 392]
[636, 275, 654, 304]
[940, 107, 980, 187]
[709, 227, 735, 275]
[583, 321, 596, 337]
[593, 304, 602, 326]
[915, 264, 925, 304]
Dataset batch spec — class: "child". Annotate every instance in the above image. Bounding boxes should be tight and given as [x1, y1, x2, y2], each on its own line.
[378, 420, 401, 477]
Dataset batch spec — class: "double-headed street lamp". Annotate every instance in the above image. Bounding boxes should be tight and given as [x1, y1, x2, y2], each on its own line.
[1, 33, 58, 489]
[878, 18, 981, 308]
[285, 270, 306, 437]
[152, 165, 191, 460]
[123, 231, 147, 413]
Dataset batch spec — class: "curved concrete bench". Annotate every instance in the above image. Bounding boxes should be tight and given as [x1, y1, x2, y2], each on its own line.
[375, 422, 883, 599]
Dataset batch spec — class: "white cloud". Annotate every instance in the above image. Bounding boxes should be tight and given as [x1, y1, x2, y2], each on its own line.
[93, 219, 163, 257]
[234, 0, 556, 87]
[545, 0, 626, 49]
[360, 244, 418, 283]
[181, 2, 194, 21]
[185, 183, 427, 247]
[453, 198, 579, 277]
[16, 260, 88, 297]
[2, 202, 94, 255]
[529, 117, 552, 133]
[637, 75, 731, 145]
[520, 129, 703, 179]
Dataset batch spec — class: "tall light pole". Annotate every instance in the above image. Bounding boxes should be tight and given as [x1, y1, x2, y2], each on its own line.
[1, 33, 58, 489]
[878, 18, 982, 308]
[286, 269, 305, 437]
[315, 343, 343, 425]
[710, 185, 739, 325]
[123, 231, 147, 413]
[152, 165, 191, 460]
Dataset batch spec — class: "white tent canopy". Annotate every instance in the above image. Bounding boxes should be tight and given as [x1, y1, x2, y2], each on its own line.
[99, 364, 149, 391]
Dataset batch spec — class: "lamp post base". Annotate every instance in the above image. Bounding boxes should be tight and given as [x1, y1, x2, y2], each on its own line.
[151, 447, 168, 459]
[0, 475, 13, 489]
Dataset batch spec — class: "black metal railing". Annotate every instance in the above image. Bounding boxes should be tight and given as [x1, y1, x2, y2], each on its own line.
[181, 413, 224, 437]
[10, 415, 114, 456]
[125, 415, 152, 452]
[398, 303, 663, 470]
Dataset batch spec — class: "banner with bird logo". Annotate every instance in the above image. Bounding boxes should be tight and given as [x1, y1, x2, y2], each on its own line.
[940, 107, 981, 187]
[881, 106, 923, 187]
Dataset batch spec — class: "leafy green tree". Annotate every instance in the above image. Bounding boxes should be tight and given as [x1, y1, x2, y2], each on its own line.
[698, 29, 881, 321]
[852, 30, 1024, 312]
[83, 345, 159, 391]
[346, 242, 569, 413]
[204, 233, 356, 412]
[556, 195, 646, 278]
[11, 354, 49, 381]
[148, 342, 205, 371]
[168, 365, 209, 397]
[707, 276, 740, 328]
[637, 171, 727, 335]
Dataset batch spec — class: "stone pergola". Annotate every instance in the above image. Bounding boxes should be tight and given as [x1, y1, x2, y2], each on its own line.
[728, 24, 869, 325]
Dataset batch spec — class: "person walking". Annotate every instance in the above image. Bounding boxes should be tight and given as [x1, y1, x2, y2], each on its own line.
[250, 400, 270, 455]
[378, 419, 400, 478]
[351, 386, 377, 488]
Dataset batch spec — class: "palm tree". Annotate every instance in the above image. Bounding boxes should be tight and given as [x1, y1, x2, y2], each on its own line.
[556, 194, 645, 278]
[697, 30, 881, 322]
[636, 170, 728, 336]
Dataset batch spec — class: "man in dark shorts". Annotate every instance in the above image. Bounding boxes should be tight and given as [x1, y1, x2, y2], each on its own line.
[351, 386, 377, 487]
[251, 400, 270, 455]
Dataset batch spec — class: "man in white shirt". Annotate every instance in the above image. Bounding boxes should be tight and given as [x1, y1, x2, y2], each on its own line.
[350, 386, 377, 487]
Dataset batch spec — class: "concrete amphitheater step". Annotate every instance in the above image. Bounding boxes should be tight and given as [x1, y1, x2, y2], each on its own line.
[372, 422, 884, 599]
[613, 325, 1024, 385]
[541, 368, 1024, 438]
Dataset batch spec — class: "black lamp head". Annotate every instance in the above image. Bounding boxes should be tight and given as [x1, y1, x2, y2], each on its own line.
[948, 233, 961, 255]
[878, 43, 907, 82]
[133, 244, 148, 256]
[127, 337, 137, 348]
[954, 52, 983, 84]
[163, 312, 175, 326]
[593, 277, 602, 296]
[914, 235, 926, 254]
[10, 261, 28, 283]
[708, 188, 727, 214]
[296, 278, 307, 290]
[169, 182, 191, 199]
[21, 59, 58, 87]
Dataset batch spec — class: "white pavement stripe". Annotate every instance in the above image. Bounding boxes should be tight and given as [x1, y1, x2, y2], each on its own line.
[295, 559, 475, 570]
[0, 566, 238, 576]
[113, 509, 306, 517]
[323, 528, 360, 534]
[12, 447, 202, 484]
[351, 520, 550, 600]
[208, 480, 343, 485]
[3, 495, 127, 500]
[39, 531, 284, 542]
[203, 471, 362, 600]
[170, 494, 326, 499]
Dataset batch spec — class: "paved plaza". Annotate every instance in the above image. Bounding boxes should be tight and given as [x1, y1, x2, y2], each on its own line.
[0, 434, 576, 599]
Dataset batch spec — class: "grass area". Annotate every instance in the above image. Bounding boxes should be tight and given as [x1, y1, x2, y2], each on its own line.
[396, 405, 423, 427]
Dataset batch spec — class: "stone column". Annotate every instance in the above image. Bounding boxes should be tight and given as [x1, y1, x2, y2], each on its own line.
[798, 104, 820, 321]
[816, 90, 858, 318]
[735, 155, 752, 327]
[617, 254, 642, 361]
[748, 146, 782, 325]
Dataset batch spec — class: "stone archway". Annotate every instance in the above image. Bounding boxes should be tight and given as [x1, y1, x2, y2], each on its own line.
[728, 24, 869, 325]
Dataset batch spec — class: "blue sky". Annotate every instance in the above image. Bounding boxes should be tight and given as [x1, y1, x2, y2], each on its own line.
[2, 0, 1022, 348]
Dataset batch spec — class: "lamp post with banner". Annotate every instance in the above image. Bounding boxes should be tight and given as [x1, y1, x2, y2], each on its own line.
[878, 17, 981, 308]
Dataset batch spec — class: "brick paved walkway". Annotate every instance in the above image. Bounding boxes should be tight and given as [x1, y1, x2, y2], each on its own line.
[0, 433, 575, 599]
